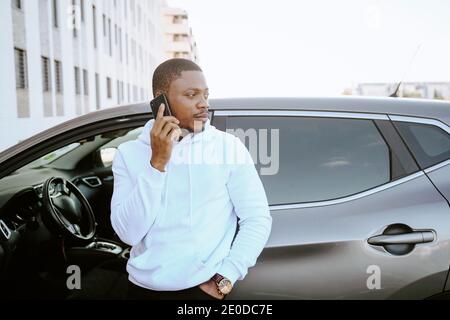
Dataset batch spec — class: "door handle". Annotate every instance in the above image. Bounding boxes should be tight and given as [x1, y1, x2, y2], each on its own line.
[368, 231, 434, 246]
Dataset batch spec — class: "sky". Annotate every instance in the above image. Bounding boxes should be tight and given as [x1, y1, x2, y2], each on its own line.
[167, 0, 450, 98]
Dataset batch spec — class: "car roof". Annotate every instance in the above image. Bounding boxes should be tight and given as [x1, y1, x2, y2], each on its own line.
[210, 96, 450, 126]
[107, 96, 450, 125]
[1, 96, 449, 161]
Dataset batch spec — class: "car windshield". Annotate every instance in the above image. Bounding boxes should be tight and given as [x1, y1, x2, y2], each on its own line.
[12, 126, 143, 174]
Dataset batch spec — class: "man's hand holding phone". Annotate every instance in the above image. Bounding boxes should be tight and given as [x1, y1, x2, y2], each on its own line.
[150, 104, 182, 172]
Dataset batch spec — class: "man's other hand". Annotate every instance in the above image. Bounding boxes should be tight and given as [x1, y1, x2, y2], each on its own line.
[198, 279, 225, 300]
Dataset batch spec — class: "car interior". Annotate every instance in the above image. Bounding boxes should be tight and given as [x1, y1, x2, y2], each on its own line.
[0, 125, 145, 299]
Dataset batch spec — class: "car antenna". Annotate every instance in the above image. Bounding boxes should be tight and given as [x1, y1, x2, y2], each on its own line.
[390, 42, 423, 97]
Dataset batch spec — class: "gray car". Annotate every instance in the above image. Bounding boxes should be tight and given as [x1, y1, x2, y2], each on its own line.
[0, 96, 449, 299]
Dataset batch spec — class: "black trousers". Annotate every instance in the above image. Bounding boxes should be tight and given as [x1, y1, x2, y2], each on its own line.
[127, 281, 223, 300]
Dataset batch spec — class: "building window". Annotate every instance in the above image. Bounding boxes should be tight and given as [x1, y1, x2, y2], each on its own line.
[138, 6, 141, 29]
[95, 73, 100, 109]
[74, 66, 80, 95]
[13, 0, 22, 10]
[106, 77, 112, 98]
[131, 0, 135, 25]
[53, 0, 58, 28]
[173, 34, 187, 42]
[92, 5, 97, 48]
[108, 18, 112, 56]
[173, 15, 187, 24]
[133, 85, 137, 101]
[80, 0, 84, 22]
[125, 34, 129, 65]
[54, 60, 62, 93]
[120, 81, 124, 103]
[83, 69, 88, 96]
[116, 80, 120, 104]
[174, 52, 185, 58]
[132, 39, 136, 69]
[15, 48, 27, 89]
[72, 0, 77, 38]
[41, 56, 51, 92]
[115, 24, 118, 45]
[118, 28, 123, 62]
[103, 14, 106, 36]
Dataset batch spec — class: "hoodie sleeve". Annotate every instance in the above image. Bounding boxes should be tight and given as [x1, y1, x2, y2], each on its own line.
[217, 137, 273, 285]
[110, 147, 166, 246]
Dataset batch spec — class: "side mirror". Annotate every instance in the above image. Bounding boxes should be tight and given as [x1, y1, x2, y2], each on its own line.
[100, 147, 117, 167]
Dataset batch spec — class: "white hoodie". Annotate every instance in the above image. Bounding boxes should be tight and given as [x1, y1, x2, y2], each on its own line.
[110, 118, 272, 291]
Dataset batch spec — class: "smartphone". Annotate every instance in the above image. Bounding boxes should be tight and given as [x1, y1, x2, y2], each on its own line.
[150, 94, 172, 119]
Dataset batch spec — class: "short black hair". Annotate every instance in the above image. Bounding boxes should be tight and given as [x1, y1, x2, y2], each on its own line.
[152, 58, 202, 97]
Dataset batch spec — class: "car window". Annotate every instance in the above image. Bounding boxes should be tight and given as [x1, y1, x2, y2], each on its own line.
[393, 121, 450, 169]
[97, 127, 144, 168]
[226, 116, 391, 205]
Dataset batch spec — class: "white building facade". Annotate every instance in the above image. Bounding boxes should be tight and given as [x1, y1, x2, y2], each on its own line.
[163, 7, 199, 62]
[0, 0, 167, 152]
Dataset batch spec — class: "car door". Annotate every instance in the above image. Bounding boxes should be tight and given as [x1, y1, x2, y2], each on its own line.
[213, 110, 450, 299]
[0, 112, 150, 240]
[73, 126, 145, 239]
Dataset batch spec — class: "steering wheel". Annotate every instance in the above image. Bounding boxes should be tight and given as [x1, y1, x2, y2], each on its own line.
[42, 177, 96, 240]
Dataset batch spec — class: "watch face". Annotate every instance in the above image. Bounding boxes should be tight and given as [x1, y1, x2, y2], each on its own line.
[218, 279, 233, 295]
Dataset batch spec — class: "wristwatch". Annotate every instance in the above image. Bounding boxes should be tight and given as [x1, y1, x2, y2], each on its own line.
[212, 273, 233, 295]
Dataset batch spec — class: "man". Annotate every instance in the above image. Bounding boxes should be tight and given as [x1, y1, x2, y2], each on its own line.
[110, 58, 272, 300]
